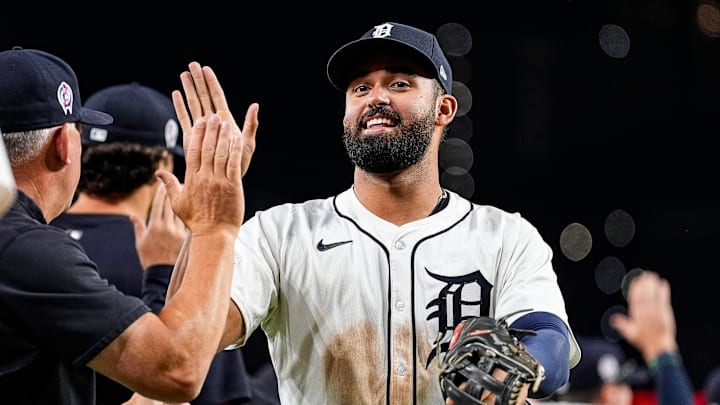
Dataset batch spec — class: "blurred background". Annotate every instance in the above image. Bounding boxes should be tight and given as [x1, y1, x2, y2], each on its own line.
[4, 0, 719, 393]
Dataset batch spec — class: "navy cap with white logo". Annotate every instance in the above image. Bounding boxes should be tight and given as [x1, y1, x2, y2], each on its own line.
[81, 82, 183, 157]
[327, 22, 453, 95]
[0, 47, 113, 133]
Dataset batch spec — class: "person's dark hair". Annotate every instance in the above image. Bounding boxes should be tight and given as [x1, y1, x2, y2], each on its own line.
[77, 143, 171, 200]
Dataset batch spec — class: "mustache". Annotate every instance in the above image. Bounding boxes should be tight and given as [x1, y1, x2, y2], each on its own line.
[358, 106, 401, 124]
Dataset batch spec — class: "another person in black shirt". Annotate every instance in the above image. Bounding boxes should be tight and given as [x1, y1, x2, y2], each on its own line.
[0, 47, 258, 404]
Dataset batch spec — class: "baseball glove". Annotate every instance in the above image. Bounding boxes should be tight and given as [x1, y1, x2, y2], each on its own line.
[439, 313, 545, 405]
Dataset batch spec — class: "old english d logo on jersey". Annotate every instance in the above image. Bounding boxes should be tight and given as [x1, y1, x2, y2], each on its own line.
[425, 269, 492, 367]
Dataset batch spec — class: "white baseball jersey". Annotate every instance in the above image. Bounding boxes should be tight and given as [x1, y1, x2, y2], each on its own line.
[229, 186, 580, 405]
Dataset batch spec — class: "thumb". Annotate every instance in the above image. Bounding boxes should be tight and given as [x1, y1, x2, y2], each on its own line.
[155, 169, 182, 204]
[609, 313, 631, 337]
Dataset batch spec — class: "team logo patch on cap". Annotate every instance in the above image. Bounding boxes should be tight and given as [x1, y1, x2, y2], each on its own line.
[372, 23, 394, 38]
[165, 119, 179, 149]
[439, 65, 448, 82]
[88, 127, 108, 142]
[57, 81, 73, 116]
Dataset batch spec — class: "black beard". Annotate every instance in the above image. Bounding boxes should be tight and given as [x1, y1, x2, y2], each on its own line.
[342, 106, 436, 174]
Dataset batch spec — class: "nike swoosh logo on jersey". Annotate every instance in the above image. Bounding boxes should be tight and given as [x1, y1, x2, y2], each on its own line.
[316, 239, 353, 251]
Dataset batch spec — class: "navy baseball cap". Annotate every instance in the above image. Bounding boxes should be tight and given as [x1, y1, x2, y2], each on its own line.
[0, 47, 113, 133]
[81, 82, 183, 157]
[566, 336, 649, 390]
[327, 22, 453, 95]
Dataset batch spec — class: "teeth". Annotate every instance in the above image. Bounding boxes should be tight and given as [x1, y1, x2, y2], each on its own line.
[366, 117, 393, 128]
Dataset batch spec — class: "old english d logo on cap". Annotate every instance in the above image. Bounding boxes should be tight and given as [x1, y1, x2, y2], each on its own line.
[326, 22, 453, 95]
[371, 23, 394, 38]
[370, 22, 448, 83]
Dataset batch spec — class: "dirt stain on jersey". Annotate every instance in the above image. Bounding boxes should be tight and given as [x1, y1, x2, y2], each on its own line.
[323, 321, 442, 404]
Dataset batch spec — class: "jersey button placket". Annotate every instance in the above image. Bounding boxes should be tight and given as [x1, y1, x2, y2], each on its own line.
[389, 234, 413, 399]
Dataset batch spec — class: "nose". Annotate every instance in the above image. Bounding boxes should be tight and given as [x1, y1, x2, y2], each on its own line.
[367, 86, 390, 108]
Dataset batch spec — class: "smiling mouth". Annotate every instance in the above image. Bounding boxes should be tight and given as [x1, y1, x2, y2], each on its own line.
[365, 117, 396, 129]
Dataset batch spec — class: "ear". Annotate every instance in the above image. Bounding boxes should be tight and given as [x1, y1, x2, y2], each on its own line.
[436, 94, 458, 127]
[48, 123, 76, 171]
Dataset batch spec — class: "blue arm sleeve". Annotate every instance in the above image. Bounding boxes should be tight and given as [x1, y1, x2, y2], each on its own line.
[650, 352, 695, 405]
[510, 311, 570, 399]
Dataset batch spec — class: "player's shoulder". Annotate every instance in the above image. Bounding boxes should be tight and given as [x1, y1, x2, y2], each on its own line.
[458, 192, 521, 220]
[249, 193, 337, 223]
[455, 191, 537, 230]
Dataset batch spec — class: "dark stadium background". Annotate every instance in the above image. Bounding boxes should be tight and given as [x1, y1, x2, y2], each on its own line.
[4, 1, 719, 392]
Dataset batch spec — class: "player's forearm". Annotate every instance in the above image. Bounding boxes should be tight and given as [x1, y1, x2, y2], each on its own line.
[166, 235, 191, 300]
[158, 231, 236, 362]
[512, 311, 571, 398]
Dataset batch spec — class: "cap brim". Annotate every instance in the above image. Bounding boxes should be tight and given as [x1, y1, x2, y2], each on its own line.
[79, 107, 113, 126]
[327, 38, 437, 92]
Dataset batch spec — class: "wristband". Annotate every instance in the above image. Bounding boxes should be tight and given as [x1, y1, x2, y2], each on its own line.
[647, 350, 682, 374]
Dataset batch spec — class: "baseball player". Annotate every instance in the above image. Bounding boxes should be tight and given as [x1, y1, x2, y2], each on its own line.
[174, 22, 581, 404]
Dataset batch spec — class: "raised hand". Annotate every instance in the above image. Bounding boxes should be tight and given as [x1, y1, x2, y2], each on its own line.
[130, 183, 188, 269]
[171, 62, 258, 178]
[611, 271, 678, 361]
[156, 112, 247, 237]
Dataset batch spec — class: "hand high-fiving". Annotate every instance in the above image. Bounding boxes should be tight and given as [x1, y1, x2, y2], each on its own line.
[173, 62, 258, 178]
[155, 61, 259, 237]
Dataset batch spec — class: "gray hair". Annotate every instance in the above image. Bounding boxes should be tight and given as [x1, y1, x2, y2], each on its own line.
[2, 127, 54, 166]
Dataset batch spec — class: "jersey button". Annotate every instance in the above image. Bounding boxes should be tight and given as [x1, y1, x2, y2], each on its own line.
[394, 240, 406, 250]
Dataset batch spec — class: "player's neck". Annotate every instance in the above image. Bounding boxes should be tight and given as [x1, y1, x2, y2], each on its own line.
[65, 187, 153, 222]
[353, 174, 444, 226]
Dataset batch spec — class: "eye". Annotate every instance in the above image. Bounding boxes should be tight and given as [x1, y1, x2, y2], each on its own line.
[390, 80, 411, 89]
[352, 84, 370, 94]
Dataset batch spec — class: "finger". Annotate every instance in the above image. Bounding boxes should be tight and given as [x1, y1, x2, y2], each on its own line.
[201, 114, 221, 173]
[180, 67, 203, 124]
[240, 103, 260, 177]
[242, 103, 260, 135]
[202, 66, 229, 113]
[657, 277, 672, 310]
[155, 184, 176, 223]
[171, 90, 192, 152]
[189, 62, 214, 118]
[214, 121, 231, 176]
[155, 168, 182, 206]
[610, 314, 633, 339]
[227, 130, 242, 182]
[148, 183, 167, 225]
[185, 117, 206, 173]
